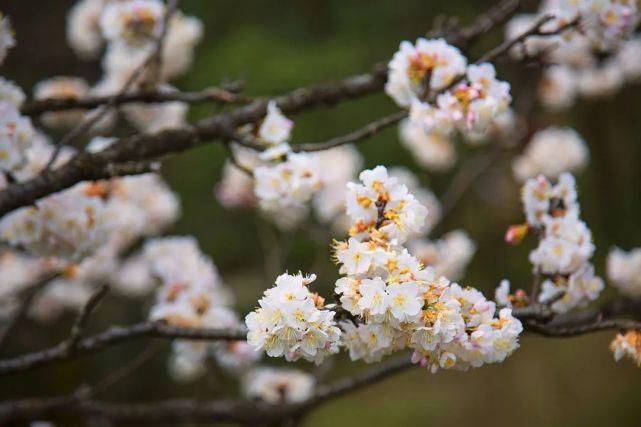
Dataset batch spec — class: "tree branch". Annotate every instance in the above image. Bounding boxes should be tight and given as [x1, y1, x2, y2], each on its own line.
[0, 355, 415, 425]
[21, 85, 249, 117]
[0, 321, 246, 377]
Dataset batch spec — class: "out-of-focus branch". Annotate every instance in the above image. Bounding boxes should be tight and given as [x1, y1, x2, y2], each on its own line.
[0, 355, 415, 425]
[523, 318, 641, 337]
[0, 64, 388, 216]
[0, 321, 246, 377]
[441, 0, 525, 46]
[21, 85, 249, 117]
[292, 110, 408, 152]
[65, 284, 110, 354]
[0, 272, 59, 348]
[438, 150, 500, 219]
[310, 355, 414, 405]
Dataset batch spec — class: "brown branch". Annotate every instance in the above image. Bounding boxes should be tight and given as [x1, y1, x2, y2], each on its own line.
[292, 111, 407, 152]
[0, 355, 415, 425]
[523, 319, 641, 337]
[22, 85, 249, 117]
[0, 321, 246, 377]
[0, 64, 389, 217]
[65, 284, 110, 354]
[310, 355, 414, 406]
[442, 0, 524, 46]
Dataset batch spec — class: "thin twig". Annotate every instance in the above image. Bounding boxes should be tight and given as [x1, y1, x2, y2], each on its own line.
[292, 111, 408, 152]
[65, 284, 110, 355]
[439, 150, 499, 218]
[85, 342, 163, 397]
[0, 272, 59, 348]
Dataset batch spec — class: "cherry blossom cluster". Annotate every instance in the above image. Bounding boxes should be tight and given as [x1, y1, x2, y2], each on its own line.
[607, 247, 641, 298]
[504, 173, 603, 314]
[512, 127, 589, 182]
[245, 102, 323, 228]
[0, 182, 110, 260]
[245, 272, 341, 364]
[331, 166, 522, 372]
[117, 236, 259, 381]
[507, 1, 641, 109]
[35, 0, 204, 133]
[386, 38, 515, 172]
[0, 137, 179, 262]
[216, 102, 363, 230]
[0, 94, 179, 318]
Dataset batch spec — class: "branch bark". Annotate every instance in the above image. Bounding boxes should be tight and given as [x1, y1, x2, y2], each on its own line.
[0, 321, 246, 377]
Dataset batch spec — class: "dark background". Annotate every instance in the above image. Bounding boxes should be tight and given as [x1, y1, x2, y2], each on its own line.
[1, 1, 641, 426]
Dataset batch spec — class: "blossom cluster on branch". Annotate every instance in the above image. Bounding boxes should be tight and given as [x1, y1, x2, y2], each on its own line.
[1, 0, 641, 424]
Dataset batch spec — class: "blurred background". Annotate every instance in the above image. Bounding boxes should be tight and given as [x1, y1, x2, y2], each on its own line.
[1, 0, 640, 426]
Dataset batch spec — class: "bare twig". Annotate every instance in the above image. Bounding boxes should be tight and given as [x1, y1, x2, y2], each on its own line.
[86, 342, 163, 397]
[292, 111, 407, 152]
[0, 272, 58, 348]
[442, 0, 524, 46]
[439, 150, 499, 218]
[65, 284, 110, 354]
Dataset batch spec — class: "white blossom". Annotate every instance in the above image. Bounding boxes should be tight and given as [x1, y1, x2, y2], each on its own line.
[607, 247, 641, 298]
[0, 77, 25, 108]
[66, 0, 107, 59]
[100, 0, 165, 48]
[513, 127, 589, 182]
[409, 230, 476, 281]
[242, 368, 315, 404]
[399, 117, 456, 172]
[258, 101, 293, 146]
[386, 38, 467, 107]
[538, 65, 578, 111]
